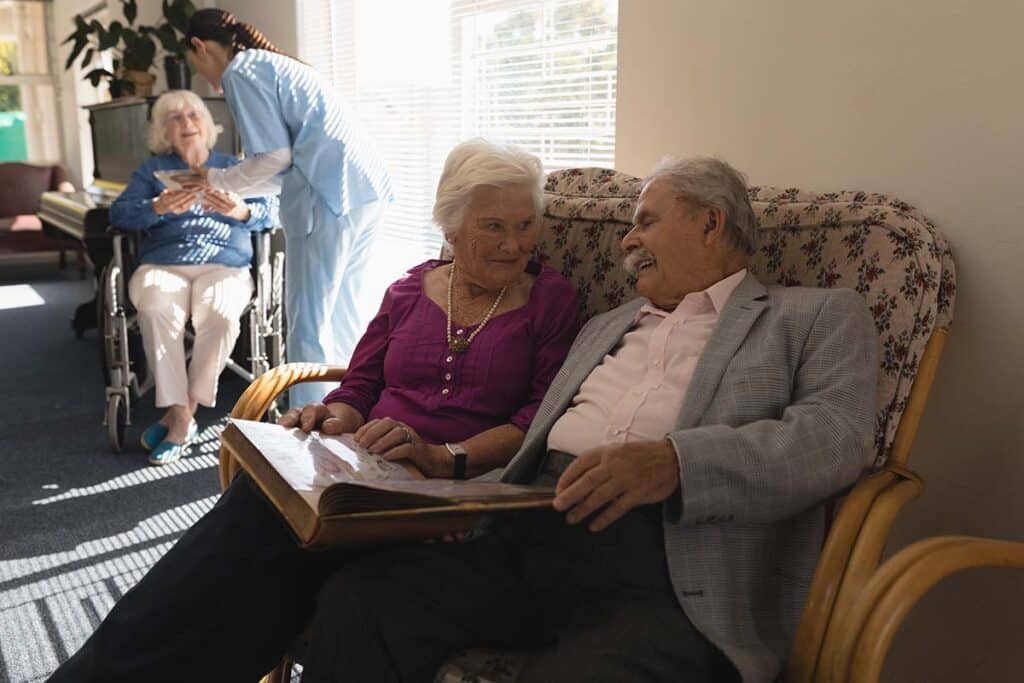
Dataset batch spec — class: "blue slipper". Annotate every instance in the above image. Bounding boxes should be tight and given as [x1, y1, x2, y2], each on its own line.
[140, 422, 169, 452]
[148, 422, 198, 466]
[148, 440, 188, 466]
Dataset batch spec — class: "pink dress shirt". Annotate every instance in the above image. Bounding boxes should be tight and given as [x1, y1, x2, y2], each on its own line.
[547, 269, 748, 456]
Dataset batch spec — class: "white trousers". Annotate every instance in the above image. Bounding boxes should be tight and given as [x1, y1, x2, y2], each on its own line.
[129, 263, 253, 408]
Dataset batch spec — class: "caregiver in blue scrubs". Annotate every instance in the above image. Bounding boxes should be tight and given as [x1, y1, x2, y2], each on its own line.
[181, 9, 393, 407]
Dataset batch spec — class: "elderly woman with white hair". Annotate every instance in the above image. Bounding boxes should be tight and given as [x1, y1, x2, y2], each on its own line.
[276, 138, 580, 477]
[50, 139, 579, 683]
[109, 89, 275, 466]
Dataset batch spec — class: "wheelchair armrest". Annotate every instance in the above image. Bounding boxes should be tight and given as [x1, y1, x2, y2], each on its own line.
[219, 363, 348, 489]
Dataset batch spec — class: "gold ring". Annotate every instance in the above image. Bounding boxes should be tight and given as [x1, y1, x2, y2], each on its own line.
[399, 425, 413, 444]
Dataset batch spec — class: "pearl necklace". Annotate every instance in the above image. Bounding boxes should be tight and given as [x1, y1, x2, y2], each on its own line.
[446, 262, 507, 354]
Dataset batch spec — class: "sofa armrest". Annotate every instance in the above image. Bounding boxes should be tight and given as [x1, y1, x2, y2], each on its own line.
[51, 165, 74, 193]
[787, 465, 924, 683]
[835, 536, 1024, 683]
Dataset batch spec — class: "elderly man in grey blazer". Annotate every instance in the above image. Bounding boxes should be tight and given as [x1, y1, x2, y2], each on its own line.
[299, 158, 878, 683]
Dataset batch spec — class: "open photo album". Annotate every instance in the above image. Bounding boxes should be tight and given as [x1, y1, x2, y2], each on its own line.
[222, 419, 555, 548]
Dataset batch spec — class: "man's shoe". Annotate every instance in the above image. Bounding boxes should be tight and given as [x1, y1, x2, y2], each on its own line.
[140, 422, 169, 452]
[147, 422, 199, 466]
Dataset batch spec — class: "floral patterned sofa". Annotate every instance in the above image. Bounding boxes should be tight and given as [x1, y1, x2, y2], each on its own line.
[434, 167, 957, 682]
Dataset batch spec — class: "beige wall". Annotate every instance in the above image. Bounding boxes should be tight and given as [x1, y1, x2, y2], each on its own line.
[617, 1, 1024, 680]
[52, 0, 104, 187]
[215, 0, 298, 60]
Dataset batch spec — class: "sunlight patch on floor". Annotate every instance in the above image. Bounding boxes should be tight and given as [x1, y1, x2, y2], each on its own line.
[1, 496, 218, 588]
[0, 495, 219, 682]
[0, 284, 45, 311]
[32, 423, 225, 506]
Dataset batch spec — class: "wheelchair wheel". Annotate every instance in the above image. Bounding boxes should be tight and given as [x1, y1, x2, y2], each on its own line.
[270, 251, 286, 339]
[99, 261, 147, 389]
[263, 328, 286, 422]
[98, 261, 123, 388]
[106, 393, 127, 453]
[128, 322, 147, 388]
[264, 250, 287, 422]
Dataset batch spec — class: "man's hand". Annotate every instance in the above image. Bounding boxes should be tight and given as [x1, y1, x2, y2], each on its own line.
[553, 439, 681, 532]
[153, 189, 197, 215]
[202, 189, 250, 221]
[277, 402, 361, 435]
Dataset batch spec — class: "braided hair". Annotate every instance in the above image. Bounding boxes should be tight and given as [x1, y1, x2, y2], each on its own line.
[186, 8, 296, 59]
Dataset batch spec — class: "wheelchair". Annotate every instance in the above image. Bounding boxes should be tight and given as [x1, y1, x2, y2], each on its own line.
[97, 225, 286, 452]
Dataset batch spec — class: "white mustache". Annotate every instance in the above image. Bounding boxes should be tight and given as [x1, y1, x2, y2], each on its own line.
[623, 248, 656, 277]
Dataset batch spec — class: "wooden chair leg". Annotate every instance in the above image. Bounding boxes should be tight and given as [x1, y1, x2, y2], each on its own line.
[261, 657, 292, 683]
[818, 471, 923, 680]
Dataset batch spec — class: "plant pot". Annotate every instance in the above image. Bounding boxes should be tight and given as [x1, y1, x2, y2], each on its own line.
[164, 56, 191, 91]
[123, 69, 156, 97]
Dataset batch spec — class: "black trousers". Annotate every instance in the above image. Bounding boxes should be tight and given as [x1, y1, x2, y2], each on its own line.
[301, 461, 738, 682]
[49, 471, 738, 683]
[48, 475, 342, 682]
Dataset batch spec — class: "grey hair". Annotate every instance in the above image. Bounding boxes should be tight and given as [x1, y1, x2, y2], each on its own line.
[147, 90, 221, 155]
[644, 156, 757, 255]
[433, 139, 544, 238]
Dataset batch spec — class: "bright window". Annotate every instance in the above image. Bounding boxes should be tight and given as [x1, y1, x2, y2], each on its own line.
[297, 0, 618, 320]
[0, 0, 60, 164]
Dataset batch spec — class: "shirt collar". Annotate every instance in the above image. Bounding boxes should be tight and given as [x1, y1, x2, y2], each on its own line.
[635, 268, 748, 322]
[705, 268, 748, 313]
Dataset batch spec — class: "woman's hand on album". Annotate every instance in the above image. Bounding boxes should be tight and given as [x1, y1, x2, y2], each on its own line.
[201, 189, 250, 221]
[153, 189, 198, 215]
[354, 417, 448, 478]
[277, 402, 363, 435]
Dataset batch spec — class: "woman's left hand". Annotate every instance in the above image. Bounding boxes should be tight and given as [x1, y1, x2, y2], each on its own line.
[201, 189, 250, 221]
[354, 417, 448, 478]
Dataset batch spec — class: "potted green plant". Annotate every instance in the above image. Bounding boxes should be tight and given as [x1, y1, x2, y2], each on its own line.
[63, 0, 157, 98]
[151, 0, 197, 91]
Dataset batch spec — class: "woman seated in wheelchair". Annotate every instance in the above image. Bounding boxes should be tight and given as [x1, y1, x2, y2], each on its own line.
[50, 140, 582, 682]
[109, 90, 275, 466]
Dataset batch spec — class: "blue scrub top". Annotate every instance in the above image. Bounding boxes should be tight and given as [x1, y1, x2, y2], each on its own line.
[220, 49, 393, 233]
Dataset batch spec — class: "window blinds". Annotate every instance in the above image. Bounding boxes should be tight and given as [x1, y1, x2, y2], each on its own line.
[296, 0, 618, 319]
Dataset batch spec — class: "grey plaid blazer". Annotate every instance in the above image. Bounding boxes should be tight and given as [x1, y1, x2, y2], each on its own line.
[501, 272, 878, 682]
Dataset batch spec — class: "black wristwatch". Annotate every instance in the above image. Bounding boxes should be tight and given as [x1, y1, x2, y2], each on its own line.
[444, 442, 468, 480]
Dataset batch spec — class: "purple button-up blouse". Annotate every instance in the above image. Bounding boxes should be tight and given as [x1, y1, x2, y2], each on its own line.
[322, 259, 579, 445]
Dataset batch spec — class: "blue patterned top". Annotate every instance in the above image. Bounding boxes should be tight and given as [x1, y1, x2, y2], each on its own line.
[109, 152, 276, 267]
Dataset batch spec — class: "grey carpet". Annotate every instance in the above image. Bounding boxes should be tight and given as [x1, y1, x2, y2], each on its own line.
[0, 262, 250, 682]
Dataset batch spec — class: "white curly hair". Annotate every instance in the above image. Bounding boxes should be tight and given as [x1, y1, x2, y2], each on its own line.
[432, 139, 544, 239]
[147, 90, 221, 155]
